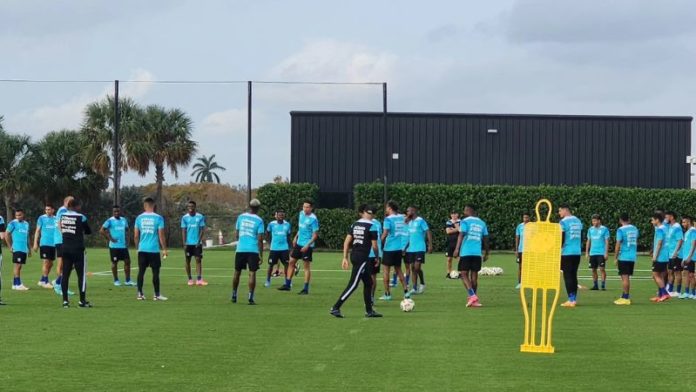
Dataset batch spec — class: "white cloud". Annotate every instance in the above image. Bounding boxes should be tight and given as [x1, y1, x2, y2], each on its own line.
[199, 108, 247, 136]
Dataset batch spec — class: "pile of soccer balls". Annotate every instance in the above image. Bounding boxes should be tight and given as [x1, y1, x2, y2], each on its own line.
[479, 267, 504, 276]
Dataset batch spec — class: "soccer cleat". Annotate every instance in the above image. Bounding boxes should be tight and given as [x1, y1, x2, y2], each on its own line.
[248, 299, 256, 305]
[614, 298, 631, 305]
[187, 279, 195, 286]
[404, 291, 412, 299]
[466, 295, 479, 307]
[690, 294, 696, 299]
[264, 281, 271, 288]
[650, 296, 661, 302]
[298, 289, 309, 295]
[124, 281, 137, 287]
[657, 294, 671, 302]
[137, 293, 146, 301]
[277, 285, 291, 291]
[78, 301, 93, 308]
[0, 299, 6, 306]
[329, 308, 344, 318]
[62, 301, 70, 308]
[679, 292, 690, 299]
[515, 283, 521, 289]
[445, 273, 452, 279]
[153, 295, 168, 301]
[37, 281, 46, 288]
[560, 301, 577, 308]
[13, 284, 29, 291]
[669, 291, 678, 298]
[470, 300, 483, 307]
[54, 284, 62, 295]
[365, 310, 383, 318]
[113, 280, 122, 287]
[196, 280, 208, 286]
[231, 296, 237, 303]
[590, 286, 599, 291]
[417, 284, 426, 294]
[378, 294, 392, 301]
[407, 288, 417, 296]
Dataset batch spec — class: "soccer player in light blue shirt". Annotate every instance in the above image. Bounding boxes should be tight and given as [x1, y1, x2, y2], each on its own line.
[134, 197, 168, 301]
[100, 205, 134, 286]
[33, 204, 57, 288]
[369, 217, 383, 302]
[279, 200, 319, 294]
[454, 205, 489, 307]
[586, 214, 610, 291]
[380, 201, 410, 299]
[650, 213, 670, 301]
[265, 209, 292, 287]
[5, 209, 32, 290]
[181, 201, 207, 286]
[614, 213, 639, 305]
[404, 206, 432, 295]
[233, 199, 265, 304]
[558, 204, 583, 306]
[514, 212, 531, 289]
[678, 216, 696, 299]
[664, 211, 684, 295]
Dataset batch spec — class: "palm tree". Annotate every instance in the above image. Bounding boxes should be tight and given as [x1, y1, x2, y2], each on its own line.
[0, 129, 32, 220]
[81, 96, 142, 203]
[133, 105, 197, 206]
[191, 154, 226, 184]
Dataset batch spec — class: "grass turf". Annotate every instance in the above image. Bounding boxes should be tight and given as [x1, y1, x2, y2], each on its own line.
[0, 249, 695, 391]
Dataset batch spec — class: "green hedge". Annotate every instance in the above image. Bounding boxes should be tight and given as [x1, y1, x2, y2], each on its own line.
[314, 208, 356, 249]
[355, 183, 696, 251]
[257, 183, 319, 223]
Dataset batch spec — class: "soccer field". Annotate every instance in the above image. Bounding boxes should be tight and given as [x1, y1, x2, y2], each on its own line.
[1, 249, 695, 392]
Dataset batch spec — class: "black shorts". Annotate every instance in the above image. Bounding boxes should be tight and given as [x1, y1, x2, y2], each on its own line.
[138, 252, 162, 269]
[459, 256, 482, 272]
[290, 245, 313, 262]
[405, 252, 425, 264]
[268, 250, 290, 265]
[445, 244, 457, 258]
[109, 248, 131, 263]
[369, 257, 381, 274]
[617, 261, 635, 276]
[589, 255, 606, 269]
[40, 246, 56, 261]
[516, 253, 523, 264]
[669, 258, 683, 272]
[185, 245, 203, 259]
[652, 261, 668, 273]
[55, 243, 63, 258]
[12, 252, 28, 264]
[382, 251, 403, 267]
[684, 261, 696, 273]
[235, 252, 260, 272]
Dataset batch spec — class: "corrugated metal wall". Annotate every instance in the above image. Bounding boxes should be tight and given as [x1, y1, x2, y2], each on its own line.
[291, 112, 692, 201]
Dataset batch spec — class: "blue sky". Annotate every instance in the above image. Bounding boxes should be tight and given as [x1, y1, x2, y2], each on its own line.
[2, 0, 695, 187]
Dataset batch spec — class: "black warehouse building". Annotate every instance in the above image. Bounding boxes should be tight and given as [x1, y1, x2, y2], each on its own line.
[290, 111, 693, 207]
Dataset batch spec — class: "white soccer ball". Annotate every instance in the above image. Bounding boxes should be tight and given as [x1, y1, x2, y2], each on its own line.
[449, 270, 460, 279]
[400, 298, 415, 312]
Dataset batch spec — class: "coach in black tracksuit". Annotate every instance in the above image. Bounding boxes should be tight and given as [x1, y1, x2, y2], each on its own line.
[59, 198, 92, 308]
[330, 204, 382, 318]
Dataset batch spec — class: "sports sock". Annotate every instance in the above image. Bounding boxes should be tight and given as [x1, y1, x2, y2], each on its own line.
[391, 273, 397, 282]
[418, 270, 425, 285]
[601, 280, 606, 289]
[187, 274, 192, 280]
[592, 280, 598, 288]
[284, 278, 291, 287]
[666, 283, 673, 292]
[56, 276, 62, 285]
[405, 274, 410, 285]
[467, 288, 475, 296]
[232, 289, 237, 298]
[13, 277, 19, 285]
[248, 291, 254, 301]
[677, 284, 682, 293]
[303, 283, 309, 292]
[569, 292, 577, 302]
[621, 293, 629, 299]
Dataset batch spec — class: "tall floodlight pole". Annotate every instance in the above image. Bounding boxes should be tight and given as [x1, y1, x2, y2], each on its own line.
[113, 80, 120, 206]
[382, 82, 388, 205]
[247, 81, 253, 203]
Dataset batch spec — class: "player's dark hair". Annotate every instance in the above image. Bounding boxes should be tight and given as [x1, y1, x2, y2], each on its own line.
[303, 199, 314, 207]
[45, 203, 54, 209]
[275, 208, 285, 213]
[522, 212, 530, 217]
[68, 198, 81, 209]
[143, 197, 155, 205]
[113, 204, 120, 209]
[188, 200, 196, 206]
[386, 200, 399, 212]
[591, 214, 601, 221]
[465, 204, 477, 211]
[14, 208, 24, 213]
[619, 213, 630, 222]
[250, 205, 259, 213]
[558, 204, 570, 210]
[653, 212, 664, 222]
[683, 215, 693, 222]
[665, 211, 677, 218]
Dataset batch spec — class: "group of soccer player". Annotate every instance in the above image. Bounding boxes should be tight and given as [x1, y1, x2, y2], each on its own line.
[511, 205, 696, 307]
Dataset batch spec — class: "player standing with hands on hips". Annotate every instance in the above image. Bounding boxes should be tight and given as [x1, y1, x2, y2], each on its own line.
[330, 205, 382, 318]
[134, 197, 168, 301]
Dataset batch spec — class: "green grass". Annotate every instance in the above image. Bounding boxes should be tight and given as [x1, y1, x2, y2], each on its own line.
[1, 250, 695, 392]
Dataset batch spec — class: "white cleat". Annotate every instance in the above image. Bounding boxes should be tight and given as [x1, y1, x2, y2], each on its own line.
[417, 284, 426, 294]
[153, 295, 168, 301]
[669, 291, 679, 298]
[12, 284, 30, 291]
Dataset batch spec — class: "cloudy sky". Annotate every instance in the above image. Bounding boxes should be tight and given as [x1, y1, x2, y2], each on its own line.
[2, 0, 695, 187]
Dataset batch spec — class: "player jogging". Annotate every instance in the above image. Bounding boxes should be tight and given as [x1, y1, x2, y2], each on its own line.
[515, 212, 530, 289]
[379, 201, 410, 301]
[232, 199, 264, 304]
[100, 205, 135, 286]
[444, 211, 460, 278]
[134, 197, 168, 301]
[278, 200, 318, 294]
[33, 204, 57, 289]
[181, 201, 207, 286]
[650, 213, 671, 302]
[665, 211, 684, 297]
[678, 216, 696, 299]
[454, 205, 489, 308]
[5, 209, 31, 291]
[586, 214, 610, 291]
[329, 205, 382, 318]
[558, 204, 583, 308]
[265, 210, 291, 287]
[58, 198, 93, 308]
[613, 214, 639, 305]
[404, 206, 432, 295]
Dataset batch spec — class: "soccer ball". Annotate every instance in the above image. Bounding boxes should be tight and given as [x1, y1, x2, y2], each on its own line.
[400, 298, 415, 312]
[449, 270, 460, 279]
